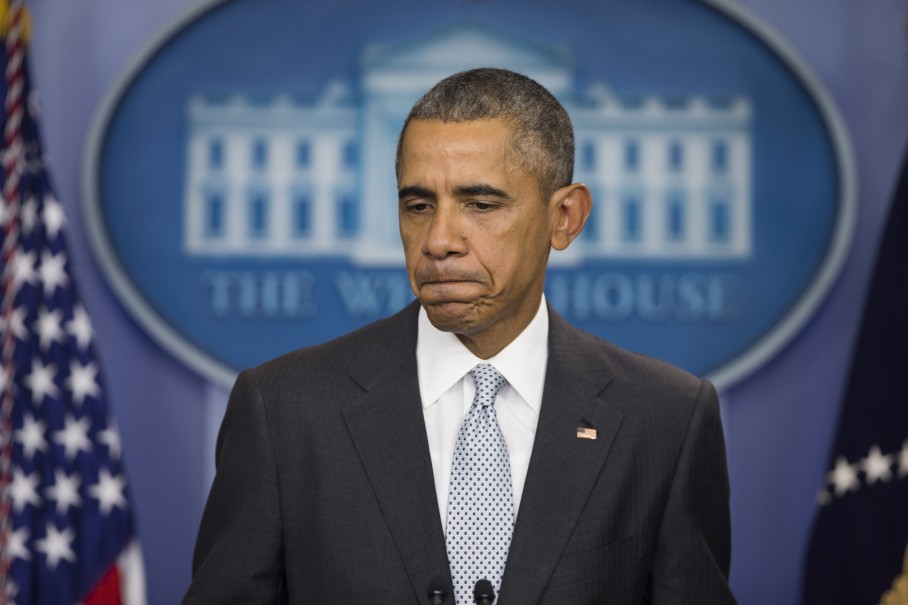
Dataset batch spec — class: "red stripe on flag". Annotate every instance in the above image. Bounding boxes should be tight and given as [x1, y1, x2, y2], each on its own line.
[83, 564, 124, 605]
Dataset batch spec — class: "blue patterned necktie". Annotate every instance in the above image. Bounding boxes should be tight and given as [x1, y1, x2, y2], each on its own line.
[446, 363, 514, 604]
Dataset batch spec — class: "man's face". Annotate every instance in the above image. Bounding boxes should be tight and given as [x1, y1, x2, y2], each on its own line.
[397, 118, 559, 357]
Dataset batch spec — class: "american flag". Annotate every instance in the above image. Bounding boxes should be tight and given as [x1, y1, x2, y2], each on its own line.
[0, 2, 145, 603]
[802, 145, 908, 602]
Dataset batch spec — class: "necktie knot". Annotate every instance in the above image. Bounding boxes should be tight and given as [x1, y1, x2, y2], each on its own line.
[469, 363, 506, 409]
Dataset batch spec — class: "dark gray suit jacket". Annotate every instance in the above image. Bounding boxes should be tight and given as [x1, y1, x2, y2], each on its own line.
[184, 302, 736, 604]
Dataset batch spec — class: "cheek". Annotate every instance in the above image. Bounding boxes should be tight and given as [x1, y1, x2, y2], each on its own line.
[501, 225, 551, 281]
[400, 230, 421, 270]
[481, 242, 521, 284]
[399, 222, 422, 251]
[403, 244, 425, 278]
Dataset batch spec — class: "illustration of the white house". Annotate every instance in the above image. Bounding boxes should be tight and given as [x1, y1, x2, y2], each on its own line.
[183, 20, 752, 266]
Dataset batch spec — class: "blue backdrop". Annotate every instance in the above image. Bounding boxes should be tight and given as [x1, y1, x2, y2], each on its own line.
[25, 0, 908, 603]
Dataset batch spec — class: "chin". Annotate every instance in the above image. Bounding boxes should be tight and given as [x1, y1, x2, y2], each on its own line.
[422, 301, 481, 334]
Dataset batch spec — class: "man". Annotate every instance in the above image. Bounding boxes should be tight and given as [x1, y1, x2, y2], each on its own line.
[184, 68, 736, 604]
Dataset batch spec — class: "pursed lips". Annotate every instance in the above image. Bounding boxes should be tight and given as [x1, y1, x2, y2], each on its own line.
[418, 269, 484, 286]
[420, 279, 477, 291]
[418, 277, 484, 301]
[422, 278, 473, 285]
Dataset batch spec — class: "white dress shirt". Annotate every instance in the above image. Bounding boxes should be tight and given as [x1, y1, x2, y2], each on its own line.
[416, 296, 549, 528]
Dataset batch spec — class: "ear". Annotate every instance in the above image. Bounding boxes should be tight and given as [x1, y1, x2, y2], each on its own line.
[549, 183, 592, 251]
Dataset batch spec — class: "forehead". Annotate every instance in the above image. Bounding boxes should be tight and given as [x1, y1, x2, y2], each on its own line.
[398, 118, 520, 179]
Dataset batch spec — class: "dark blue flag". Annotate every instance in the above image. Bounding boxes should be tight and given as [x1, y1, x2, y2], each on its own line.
[0, 2, 145, 603]
[803, 148, 908, 603]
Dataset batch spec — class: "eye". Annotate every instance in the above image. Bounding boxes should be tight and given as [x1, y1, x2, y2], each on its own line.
[468, 201, 495, 211]
[405, 200, 433, 213]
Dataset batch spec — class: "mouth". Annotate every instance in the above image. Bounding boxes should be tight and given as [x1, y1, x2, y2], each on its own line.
[417, 279, 484, 304]
[422, 278, 473, 285]
[418, 269, 483, 286]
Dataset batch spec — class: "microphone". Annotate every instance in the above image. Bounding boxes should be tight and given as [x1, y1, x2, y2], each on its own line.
[473, 579, 495, 605]
[427, 575, 448, 604]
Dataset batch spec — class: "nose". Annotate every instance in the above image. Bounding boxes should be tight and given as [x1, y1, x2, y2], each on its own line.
[423, 204, 467, 259]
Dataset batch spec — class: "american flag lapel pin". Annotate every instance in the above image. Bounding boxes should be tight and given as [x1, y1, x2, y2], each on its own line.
[576, 426, 598, 440]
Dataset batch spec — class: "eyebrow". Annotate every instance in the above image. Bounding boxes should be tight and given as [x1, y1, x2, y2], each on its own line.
[398, 186, 435, 201]
[454, 184, 512, 199]
[398, 183, 512, 201]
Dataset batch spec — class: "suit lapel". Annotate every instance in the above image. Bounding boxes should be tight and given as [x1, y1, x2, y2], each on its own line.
[341, 304, 452, 602]
[499, 309, 624, 605]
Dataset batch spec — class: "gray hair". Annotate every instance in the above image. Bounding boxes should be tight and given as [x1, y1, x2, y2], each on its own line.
[396, 67, 575, 199]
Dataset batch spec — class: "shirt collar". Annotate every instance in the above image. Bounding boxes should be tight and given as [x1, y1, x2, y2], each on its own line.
[416, 295, 549, 414]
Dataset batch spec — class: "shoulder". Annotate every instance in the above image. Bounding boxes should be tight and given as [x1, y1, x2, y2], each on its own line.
[547, 309, 724, 494]
[547, 306, 715, 421]
[550, 306, 704, 389]
[242, 301, 420, 398]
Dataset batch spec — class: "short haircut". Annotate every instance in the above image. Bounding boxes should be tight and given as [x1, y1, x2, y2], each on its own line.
[396, 67, 575, 200]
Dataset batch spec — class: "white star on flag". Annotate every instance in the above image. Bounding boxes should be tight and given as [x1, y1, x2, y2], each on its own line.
[14, 413, 49, 460]
[828, 456, 860, 496]
[44, 469, 82, 515]
[6, 305, 29, 341]
[65, 359, 100, 405]
[52, 414, 93, 461]
[10, 468, 42, 513]
[38, 249, 69, 296]
[88, 468, 129, 515]
[19, 195, 38, 234]
[9, 526, 31, 561]
[65, 305, 93, 350]
[35, 306, 65, 350]
[98, 423, 122, 460]
[24, 357, 59, 404]
[34, 523, 77, 569]
[42, 194, 66, 238]
[860, 445, 893, 484]
[12, 248, 37, 287]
